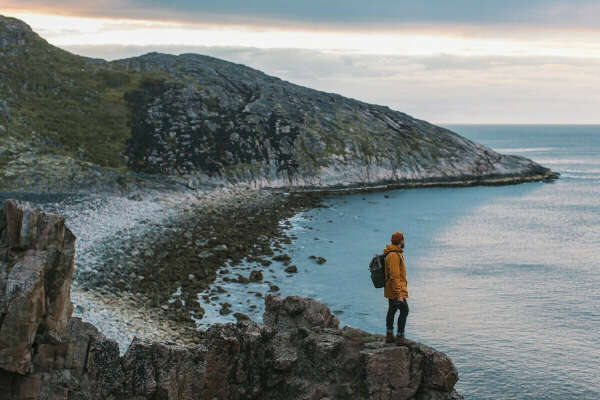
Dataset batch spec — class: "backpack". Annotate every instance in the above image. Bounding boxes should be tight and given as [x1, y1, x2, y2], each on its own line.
[369, 251, 402, 288]
[369, 254, 387, 288]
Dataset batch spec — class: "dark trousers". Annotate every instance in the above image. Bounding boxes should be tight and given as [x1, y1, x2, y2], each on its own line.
[386, 299, 409, 336]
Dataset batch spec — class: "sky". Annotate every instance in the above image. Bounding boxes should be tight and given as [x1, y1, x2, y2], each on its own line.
[2, 1, 600, 124]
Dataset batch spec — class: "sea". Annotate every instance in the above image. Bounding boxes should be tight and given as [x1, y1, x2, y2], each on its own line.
[271, 125, 600, 400]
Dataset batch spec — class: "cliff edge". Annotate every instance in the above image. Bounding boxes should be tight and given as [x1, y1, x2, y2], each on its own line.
[0, 200, 463, 399]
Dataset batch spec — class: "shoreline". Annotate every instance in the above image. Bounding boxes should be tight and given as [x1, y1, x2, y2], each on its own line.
[67, 188, 323, 351]
[278, 170, 558, 195]
[0, 171, 557, 352]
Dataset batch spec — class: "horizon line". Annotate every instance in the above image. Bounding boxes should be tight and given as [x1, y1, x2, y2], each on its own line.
[438, 123, 600, 126]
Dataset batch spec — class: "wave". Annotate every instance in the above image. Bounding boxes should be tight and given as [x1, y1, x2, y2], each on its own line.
[495, 147, 554, 153]
[560, 173, 600, 179]
[533, 159, 600, 166]
[560, 169, 600, 174]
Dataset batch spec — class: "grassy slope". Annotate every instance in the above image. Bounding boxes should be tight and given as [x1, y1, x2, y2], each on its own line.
[0, 16, 164, 172]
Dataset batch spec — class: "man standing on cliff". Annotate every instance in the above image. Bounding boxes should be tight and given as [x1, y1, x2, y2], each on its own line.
[384, 232, 410, 345]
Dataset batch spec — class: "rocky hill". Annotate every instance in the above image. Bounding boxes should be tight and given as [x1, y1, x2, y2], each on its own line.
[0, 15, 554, 193]
[0, 200, 463, 400]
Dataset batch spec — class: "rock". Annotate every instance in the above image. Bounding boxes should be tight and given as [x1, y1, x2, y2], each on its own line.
[127, 191, 143, 201]
[361, 345, 423, 399]
[285, 265, 298, 273]
[197, 251, 212, 258]
[121, 338, 203, 399]
[233, 312, 250, 322]
[0, 100, 9, 120]
[263, 294, 340, 332]
[219, 302, 232, 315]
[416, 343, 459, 392]
[309, 255, 327, 264]
[249, 270, 263, 282]
[268, 284, 280, 292]
[0, 200, 75, 374]
[273, 253, 292, 264]
[215, 285, 226, 293]
[213, 244, 228, 252]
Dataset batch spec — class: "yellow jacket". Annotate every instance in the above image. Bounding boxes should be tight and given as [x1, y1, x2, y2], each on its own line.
[384, 244, 408, 299]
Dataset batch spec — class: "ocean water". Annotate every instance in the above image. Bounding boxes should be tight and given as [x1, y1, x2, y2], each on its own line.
[272, 125, 600, 399]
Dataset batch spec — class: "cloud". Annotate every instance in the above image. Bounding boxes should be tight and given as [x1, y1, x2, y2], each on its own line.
[6, 2, 597, 124]
[4, 0, 600, 29]
[63, 44, 600, 123]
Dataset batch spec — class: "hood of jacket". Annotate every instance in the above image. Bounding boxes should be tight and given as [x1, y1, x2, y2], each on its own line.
[383, 243, 403, 254]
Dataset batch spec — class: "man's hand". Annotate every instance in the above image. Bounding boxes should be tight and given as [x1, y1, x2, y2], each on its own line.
[392, 297, 404, 306]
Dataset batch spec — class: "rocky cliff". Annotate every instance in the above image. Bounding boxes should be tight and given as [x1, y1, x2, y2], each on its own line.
[0, 15, 554, 193]
[114, 53, 551, 190]
[0, 200, 463, 400]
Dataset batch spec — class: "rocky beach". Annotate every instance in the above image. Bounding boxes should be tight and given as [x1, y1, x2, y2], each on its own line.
[0, 188, 325, 352]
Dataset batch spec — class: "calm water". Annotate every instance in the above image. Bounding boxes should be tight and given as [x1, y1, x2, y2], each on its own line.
[274, 125, 600, 399]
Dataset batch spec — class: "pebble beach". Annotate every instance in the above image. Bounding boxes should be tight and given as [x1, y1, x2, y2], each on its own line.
[1, 187, 322, 352]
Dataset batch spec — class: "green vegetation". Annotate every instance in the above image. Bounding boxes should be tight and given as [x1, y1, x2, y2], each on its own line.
[0, 17, 166, 169]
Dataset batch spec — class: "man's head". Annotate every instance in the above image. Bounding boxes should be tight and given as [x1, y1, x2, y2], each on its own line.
[391, 232, 405, 248]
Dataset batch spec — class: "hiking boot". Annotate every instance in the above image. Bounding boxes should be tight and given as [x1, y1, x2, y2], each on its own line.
[396, 335, 414, 346]
[385, 332, 395, 344]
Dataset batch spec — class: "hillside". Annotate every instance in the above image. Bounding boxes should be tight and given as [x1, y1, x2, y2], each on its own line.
[0, 15, 555, 192]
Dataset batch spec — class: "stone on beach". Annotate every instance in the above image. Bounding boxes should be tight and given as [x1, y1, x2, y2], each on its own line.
[248, 269, 263, 282]
[285, 265, 298, 273]
[309, 255, 327, 264]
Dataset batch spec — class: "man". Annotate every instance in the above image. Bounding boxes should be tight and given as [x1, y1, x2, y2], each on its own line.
[384, 231, 410, 345]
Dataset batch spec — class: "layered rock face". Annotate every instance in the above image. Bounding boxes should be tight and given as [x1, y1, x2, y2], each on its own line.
[116, 53, 552, 189]
[0, 200, 75, 374]
[0, 201, 462, 399]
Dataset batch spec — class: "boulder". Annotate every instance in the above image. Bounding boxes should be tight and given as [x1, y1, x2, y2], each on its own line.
[263, 294, 340, 332]
[249, 269, 263, 282]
